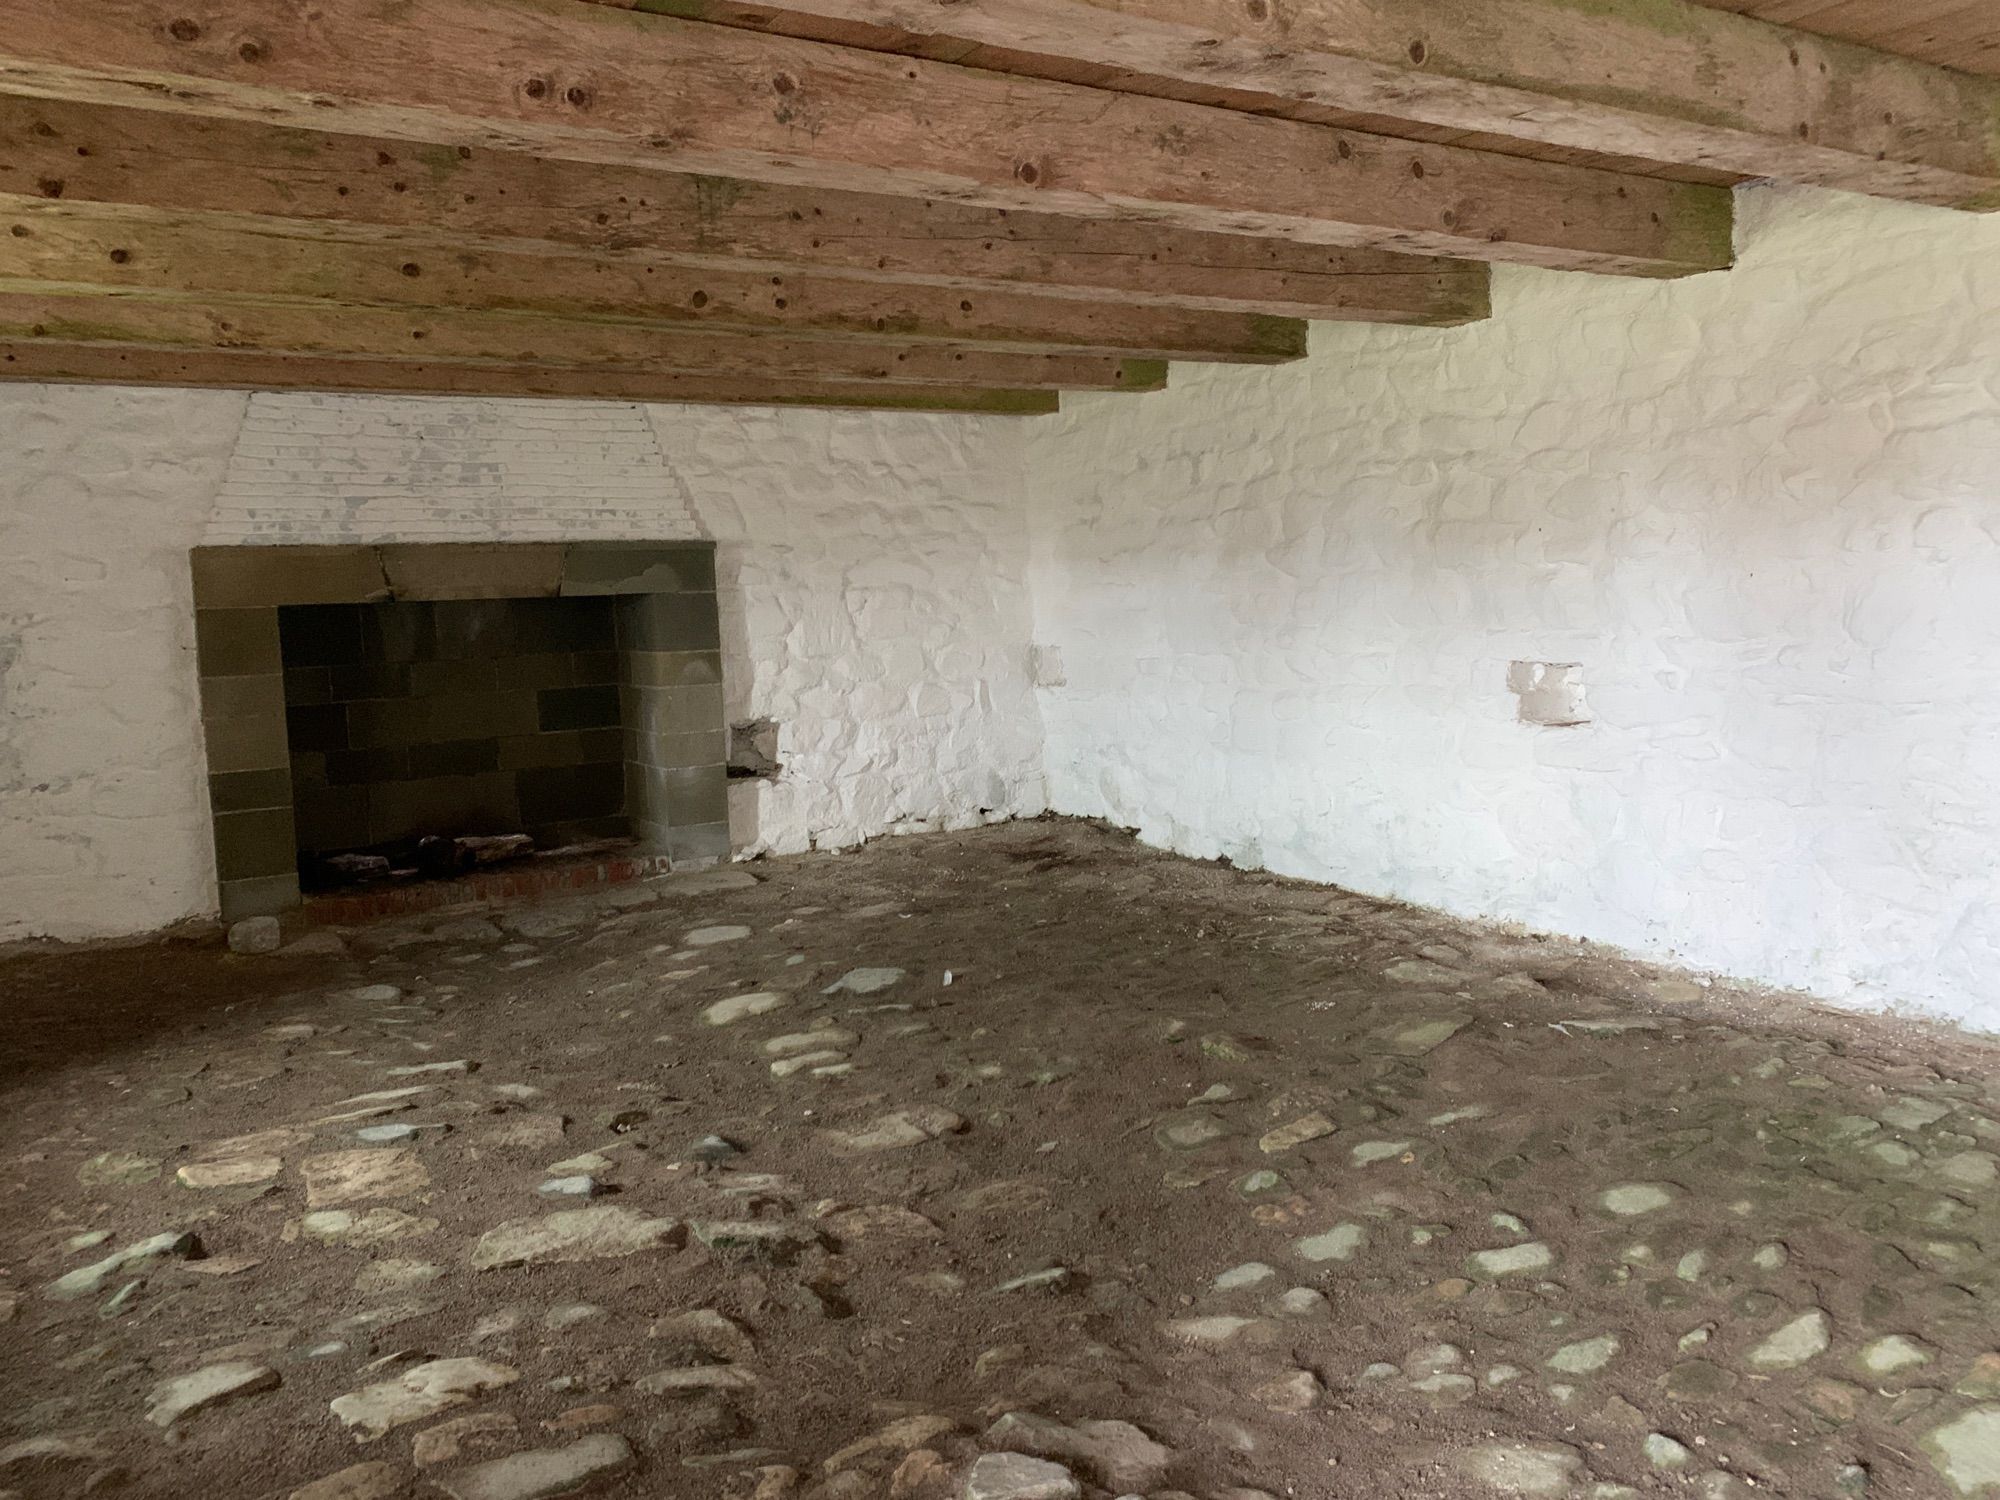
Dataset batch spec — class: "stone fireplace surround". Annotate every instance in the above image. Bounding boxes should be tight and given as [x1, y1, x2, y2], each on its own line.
[191, 541, 726, 921]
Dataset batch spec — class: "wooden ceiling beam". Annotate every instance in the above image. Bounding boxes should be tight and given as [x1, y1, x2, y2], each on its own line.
[0, 0, 1733, 276]
[0, 100, 1490, 325]
[0, 341, 1061, 413]
[0, 289, 1165, 390]
[595, 0, 2000, 209]
[0, 199, 1304, 364]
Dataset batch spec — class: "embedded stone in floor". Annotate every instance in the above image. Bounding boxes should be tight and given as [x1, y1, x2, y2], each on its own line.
[703, 992, 785, 1026]
[1746, 1310, 1832, 1371]
[301, 1148, 432, 1207]
[820, 1106, 966, 1153]
[436, 1434, 635, 1500]
[287, 1461, 409, 1500]
[1258, 1113, 1334, 1153]
[982, 1411, 1171, 1492]
[1547, 1335, 1621, 1375]
[48, 1230, 200, 1299]
[1156, 1112, 1232, 1150]
[1468, 1242, 1555, 1277]
[330, 1358, 519, 1442]
[145, 1360, 280, 1427]
[177, 1155, 283, 1189]
[823, 966, 906, 995]
[962, 1451, 1082, 1500]
[470, 1207, 684, 1269]
[1452, 1441, 1584, 1496]
[1290, 1222, 1362, 1262]
[1599, 1182, 1678, 1216]
[1925, 1408, 2000, 1496]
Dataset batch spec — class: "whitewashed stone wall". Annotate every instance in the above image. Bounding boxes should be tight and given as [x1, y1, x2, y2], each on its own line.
[1028, 184, 2000, 1028]
[206, 393, 704, 542]
[643, 407, 1046, 859]
[0, 386, 246, 943]
[8, 183, 2000, 1032]
[0, 389, 1045, 942]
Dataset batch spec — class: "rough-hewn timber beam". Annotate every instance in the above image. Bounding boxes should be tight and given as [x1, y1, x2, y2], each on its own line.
[0, 198, 1302, 363]
[0, 100, 1491, 325]
[0, 0, 1733, 276]
[0, 290, 1164, 390]
[0, 341, 1061, 413]
[595, 0, 2000, 209]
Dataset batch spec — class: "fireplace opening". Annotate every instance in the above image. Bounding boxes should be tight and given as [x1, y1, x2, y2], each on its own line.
[280, 597, 632, 892]
[193, 542, 730, 921]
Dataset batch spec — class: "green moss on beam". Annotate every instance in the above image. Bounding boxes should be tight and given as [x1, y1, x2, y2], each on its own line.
[1660, 182, 1735, 276]
[1113, 359, 1169, 392]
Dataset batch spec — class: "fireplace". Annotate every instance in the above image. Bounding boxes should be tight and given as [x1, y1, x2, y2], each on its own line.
[192, 542, 727, 921]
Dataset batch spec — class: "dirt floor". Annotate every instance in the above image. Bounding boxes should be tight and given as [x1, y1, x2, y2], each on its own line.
[4, 818, 2000, 1500]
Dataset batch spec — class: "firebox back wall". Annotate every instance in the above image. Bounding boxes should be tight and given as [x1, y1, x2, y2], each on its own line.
[280, 598, 628, 864]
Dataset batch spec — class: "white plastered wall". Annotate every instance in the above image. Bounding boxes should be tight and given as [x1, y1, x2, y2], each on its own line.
[1027, 184, 2000, 1028]
[6, 183, 2000, 1030]
[0, 389, 1045, 943]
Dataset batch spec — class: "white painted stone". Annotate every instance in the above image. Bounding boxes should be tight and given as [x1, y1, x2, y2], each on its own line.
[12, 186, 2000, 1033]
[1024, 184, 2000, 1031]
[0, 390, 1043, 943]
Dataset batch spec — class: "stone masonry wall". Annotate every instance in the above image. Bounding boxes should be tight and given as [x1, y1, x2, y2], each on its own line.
[1027, 184, 2000, 1029]
[0, 389, 1046, 942]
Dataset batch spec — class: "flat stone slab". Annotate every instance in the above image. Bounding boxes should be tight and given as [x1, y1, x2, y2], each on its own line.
[1154, 1112, 1232, 1151]
[764, 1027, 859, 1057]
[963, 1452, 1081, 1500]
[983, 1411, 1171, 1492]
[146, 1361, 279, 1427]
[1747, 1310, 1831, 1370]
[1258, 1113, 1334, 1153]
[177, 1156, 282, 1189]
[1451, 1441, 1584, 1496]
[330, 1358, 518, 1443]
[685, 925, 752, 946]
[1375, 1016, 1472, 1056]
[301, 1149, 431, 1208]
[1295, 1224, 1366, 1263]
[48, 1231, 199, 1300]
[823, 966, 906, 995]
[702, 992, 784, 1026]
[1468, 1242, 1555, 1277]
[471, 1207, 684, 1270]
[1599, 1182, 1679, 1216]
[820, 1106, 965, 1153]
[436, 1434, 635, 1500]
[1925, 1406, 2000, 1496]
[287, 1461, 408, 1500]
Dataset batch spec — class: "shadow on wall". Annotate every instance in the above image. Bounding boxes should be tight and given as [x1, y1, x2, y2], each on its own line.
[715, 543, 761, 854]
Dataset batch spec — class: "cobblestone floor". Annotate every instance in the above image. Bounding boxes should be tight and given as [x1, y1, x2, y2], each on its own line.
[3, 820, 1998, 1500]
